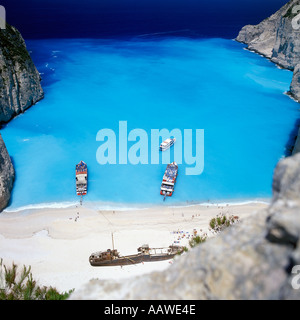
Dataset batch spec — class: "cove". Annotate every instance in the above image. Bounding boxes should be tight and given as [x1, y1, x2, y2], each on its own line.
[1, 37, 298, 210]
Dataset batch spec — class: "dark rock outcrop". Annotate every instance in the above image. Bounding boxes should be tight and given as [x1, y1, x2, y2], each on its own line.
[0, 134, 14, 211]
[0, 23, 43, 211]
[0, 24, 44, 123]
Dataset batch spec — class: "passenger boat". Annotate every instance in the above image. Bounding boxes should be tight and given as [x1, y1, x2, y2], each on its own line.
[160, 138, 176, 151]
[160, 162, 178, 197]
[89, 244, 183, 267]
[76, 161, 88, 196]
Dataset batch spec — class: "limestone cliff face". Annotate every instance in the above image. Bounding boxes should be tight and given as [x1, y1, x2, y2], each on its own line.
[291, 65, 300, 155]
[291, 64, 300, 101]
[70, 153, 300, 300]
[271, 4, 300, 70]
[236, 0, 300, 70]
[0, 24, 43, 211]
[0, 135, 14, 211]
[237, 0, 300, 154]
[236, 0, 300, 96]
[0, 24, 44, 123]
[236, 2, 289, 59]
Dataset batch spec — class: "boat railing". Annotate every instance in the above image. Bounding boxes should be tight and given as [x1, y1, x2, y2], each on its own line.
[163, 181, 175, 186]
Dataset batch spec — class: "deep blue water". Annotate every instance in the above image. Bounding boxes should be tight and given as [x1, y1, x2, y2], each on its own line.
[1, 37, 298, 210]
[2, 0, 289, 39]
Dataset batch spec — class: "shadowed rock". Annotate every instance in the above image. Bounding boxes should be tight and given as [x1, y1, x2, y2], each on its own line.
[0, 23, 44, 123]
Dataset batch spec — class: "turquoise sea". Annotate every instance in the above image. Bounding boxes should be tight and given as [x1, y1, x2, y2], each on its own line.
[1, 37, 298, 211]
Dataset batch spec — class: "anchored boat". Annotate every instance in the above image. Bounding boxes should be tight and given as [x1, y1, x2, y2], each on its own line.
[89, 244, 183, 267]
[160, 138, 176, 151]
[160, 162, 178, 198]
[76, 161, 88, 196]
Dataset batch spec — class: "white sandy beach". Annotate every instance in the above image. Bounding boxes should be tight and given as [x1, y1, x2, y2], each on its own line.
[0, 202, 268, 293]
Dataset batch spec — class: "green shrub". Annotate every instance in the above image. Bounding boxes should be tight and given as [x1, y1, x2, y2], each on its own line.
[189, 234, 208, 248]
[186, 214, 240, 251]
[0, 259, 74, 300]
[209, 214, 239, 234]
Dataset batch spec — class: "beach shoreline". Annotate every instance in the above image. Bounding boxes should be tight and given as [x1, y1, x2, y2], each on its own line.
[0, 201, 269, 293]
[2, 197, 271, 214]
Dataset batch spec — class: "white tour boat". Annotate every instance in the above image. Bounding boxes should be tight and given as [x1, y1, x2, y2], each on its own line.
[160, 138, 176, 151]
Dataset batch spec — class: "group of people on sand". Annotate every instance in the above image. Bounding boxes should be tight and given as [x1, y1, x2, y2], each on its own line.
[69, 211, 80, 222]
[172, 228, 199, 245]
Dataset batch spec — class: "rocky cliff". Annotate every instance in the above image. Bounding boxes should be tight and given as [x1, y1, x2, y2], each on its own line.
[0, 23, 43, 211]
[0, 24, 44, 123]
[237, 0, 300, 155]
[0, 134, 14, 211]
[236, 0, 300, 71]
[292, 63, 300, 153]
[290, 64, 300, 100]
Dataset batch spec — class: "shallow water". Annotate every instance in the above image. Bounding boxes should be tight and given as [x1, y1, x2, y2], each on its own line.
[1, 37, 298, 210]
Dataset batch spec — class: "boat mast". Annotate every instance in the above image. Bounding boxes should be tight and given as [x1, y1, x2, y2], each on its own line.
[112, 232, 115, 252]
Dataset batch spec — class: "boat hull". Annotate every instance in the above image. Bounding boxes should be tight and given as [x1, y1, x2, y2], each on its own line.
[160, 139, 175, 151]
[142, 253, 177, 262]
[160, 191, 173, 196]
[89, 254, 144, 267]
[89, 252, 178, 267]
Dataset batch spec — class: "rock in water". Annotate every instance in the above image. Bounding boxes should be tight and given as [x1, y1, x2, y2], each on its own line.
[0, 23, 44, 123]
